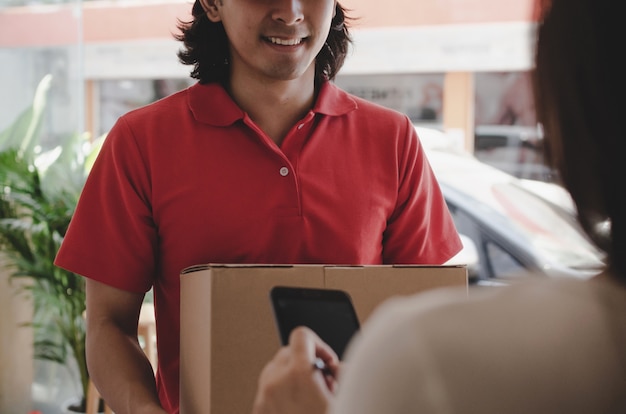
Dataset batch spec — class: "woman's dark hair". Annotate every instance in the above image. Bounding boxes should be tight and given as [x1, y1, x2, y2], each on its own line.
[175, 2, 353, 85]
[532, 0, 625, 281]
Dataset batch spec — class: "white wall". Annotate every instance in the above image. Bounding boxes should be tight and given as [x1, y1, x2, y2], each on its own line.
[0, 260, 33, 414]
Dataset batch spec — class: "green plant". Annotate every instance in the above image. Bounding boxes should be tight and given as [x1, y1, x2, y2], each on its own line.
[0, 74, 104, 411]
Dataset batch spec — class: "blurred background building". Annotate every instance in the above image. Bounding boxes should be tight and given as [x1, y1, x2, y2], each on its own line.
[0, 0, 537, 149]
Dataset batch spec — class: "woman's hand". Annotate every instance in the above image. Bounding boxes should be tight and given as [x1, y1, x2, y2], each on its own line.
[251, 326, 340, 414]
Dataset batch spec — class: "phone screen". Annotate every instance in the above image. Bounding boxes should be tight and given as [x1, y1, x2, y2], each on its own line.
[270, 286, 360, 359]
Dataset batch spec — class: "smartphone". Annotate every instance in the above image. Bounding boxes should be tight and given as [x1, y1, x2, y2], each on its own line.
[269, 286, 360, 359]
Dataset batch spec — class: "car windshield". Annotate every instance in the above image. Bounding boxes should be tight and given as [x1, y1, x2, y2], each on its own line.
[489, 181, 605, 271]
[417, 126, 606, 274]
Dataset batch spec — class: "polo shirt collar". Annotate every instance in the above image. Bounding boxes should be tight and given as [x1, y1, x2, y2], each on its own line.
[312, 81, 359, 116]
[187, 81, 358, 126]
[188, 82, 243, 126]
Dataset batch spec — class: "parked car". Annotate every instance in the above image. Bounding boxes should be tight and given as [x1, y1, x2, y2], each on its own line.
[416, 126, 605, 286]
[473, 124, 556, 182]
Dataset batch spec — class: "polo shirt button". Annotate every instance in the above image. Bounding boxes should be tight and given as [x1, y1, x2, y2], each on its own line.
[297, 124, 304, 130]
[279, 167, 289, 176]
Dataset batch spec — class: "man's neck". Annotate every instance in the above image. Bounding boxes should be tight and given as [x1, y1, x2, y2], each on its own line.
[228, 72, 317, 146]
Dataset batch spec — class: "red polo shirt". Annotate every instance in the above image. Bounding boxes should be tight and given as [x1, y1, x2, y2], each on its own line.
[55, 81, 461, 413]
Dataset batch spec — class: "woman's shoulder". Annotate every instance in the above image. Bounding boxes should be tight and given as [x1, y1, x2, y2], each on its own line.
[337, 277, 626, 413]
[366, 277, 621, 336]
[351, 276, 626, 365]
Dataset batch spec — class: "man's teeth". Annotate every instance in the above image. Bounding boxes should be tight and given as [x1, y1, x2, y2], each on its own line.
[268, 37, 302, 46]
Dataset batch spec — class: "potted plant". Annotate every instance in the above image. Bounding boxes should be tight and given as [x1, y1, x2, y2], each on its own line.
[0, 74, 104, 412]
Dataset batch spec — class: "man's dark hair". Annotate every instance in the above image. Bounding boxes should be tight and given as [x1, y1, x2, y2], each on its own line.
[175, 2, 353, 85]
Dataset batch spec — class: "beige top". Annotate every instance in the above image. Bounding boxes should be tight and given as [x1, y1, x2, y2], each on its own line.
[331, 277, 626, 414]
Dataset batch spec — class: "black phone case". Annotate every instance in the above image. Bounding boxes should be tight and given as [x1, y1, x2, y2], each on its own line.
[269, 286, 360, 359]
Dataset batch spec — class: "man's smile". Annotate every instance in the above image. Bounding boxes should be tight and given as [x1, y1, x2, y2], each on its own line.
[265, 36, 306, 46]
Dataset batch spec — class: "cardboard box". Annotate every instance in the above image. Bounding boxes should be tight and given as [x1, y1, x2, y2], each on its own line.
[179, 264, 467, 414]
